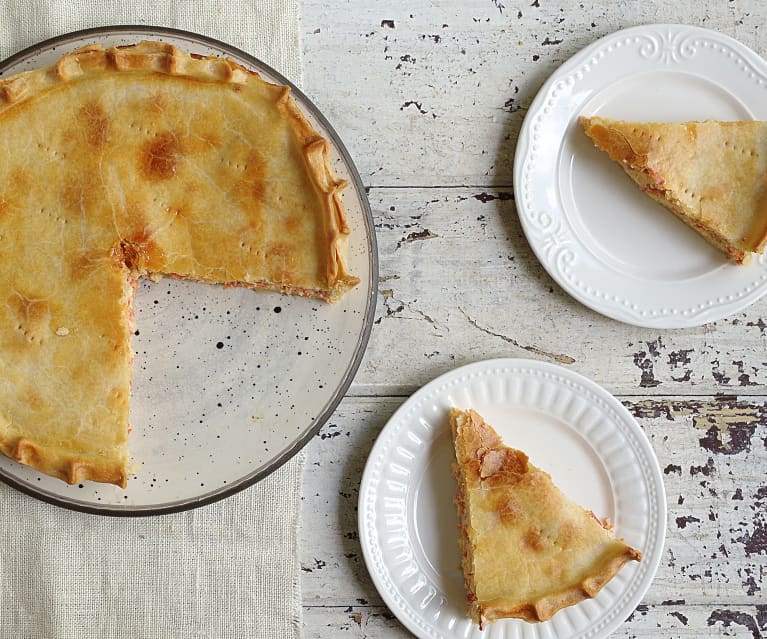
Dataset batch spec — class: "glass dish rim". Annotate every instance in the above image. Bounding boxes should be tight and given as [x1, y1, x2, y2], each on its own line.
[0, 24, 379, 517]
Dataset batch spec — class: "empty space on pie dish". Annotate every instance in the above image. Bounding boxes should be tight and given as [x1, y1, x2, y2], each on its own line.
[560, 70, 753, 281]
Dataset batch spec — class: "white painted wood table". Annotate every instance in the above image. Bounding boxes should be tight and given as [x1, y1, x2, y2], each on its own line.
[299, 2, 767, 637]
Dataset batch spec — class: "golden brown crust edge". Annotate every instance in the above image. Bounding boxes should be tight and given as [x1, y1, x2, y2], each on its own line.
[0, 437, 128, 487]
[0, 40, 358, 301]
[0, 258, 135, 488]
[578, 115, 646, 167]
[474, 546, 643, 625]
[301, 135, 361, 300]
[275, 85, 360, 298]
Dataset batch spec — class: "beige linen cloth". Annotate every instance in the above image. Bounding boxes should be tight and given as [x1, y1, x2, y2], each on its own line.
[0, 2, 304, 638]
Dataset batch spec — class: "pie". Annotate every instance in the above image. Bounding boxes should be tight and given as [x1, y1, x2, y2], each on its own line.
[0, 41, 358, 487]
[580, 116, 767, 263]
[450, 408, 641, 627]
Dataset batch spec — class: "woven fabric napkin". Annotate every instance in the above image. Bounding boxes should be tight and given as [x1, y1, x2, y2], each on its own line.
[0, 0, 302, 81]
[0, 2, 304, 638]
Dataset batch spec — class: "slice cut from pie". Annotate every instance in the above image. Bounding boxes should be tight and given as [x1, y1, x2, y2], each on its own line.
[450, 408, 641, 627]
[0, 41, 359, 486]
[580, 116, 767, 264]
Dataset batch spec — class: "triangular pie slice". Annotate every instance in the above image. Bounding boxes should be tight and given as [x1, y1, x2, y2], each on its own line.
[450, 408, 641, 627]
[580, 116, 767, 264]
[0, 42, 359, 486]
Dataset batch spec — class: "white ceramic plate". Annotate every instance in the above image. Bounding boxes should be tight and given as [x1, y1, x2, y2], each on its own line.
[359, 359, 666, 639]
[0, 27, 377, 515]
[514, 24, 767, 328]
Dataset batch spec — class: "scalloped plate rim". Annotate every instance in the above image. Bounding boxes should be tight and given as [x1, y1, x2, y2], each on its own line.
[358, 358, 667, 639]
[514, 24, 767, 328]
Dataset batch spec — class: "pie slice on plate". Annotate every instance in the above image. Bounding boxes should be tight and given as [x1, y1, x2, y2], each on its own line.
[580, 116, 767, 264]
[0, 41, 359, 486]
[449, 408, 641, 627]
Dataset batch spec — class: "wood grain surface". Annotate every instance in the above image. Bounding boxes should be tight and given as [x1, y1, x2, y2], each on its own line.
[300, 2, 767, 637]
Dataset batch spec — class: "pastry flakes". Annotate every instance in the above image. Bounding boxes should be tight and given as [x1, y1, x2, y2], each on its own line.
[450, 408, 641, 627]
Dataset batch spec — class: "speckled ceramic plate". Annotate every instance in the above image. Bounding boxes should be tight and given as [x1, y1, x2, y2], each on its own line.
[0, 27, 377, 515]
[359, 359, 666, 639]
[515, 24, 767, 328]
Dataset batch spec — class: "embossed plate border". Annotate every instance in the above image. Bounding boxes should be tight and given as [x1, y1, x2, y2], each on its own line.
[358, 358, 666, 639]
[514, 24, 767, 328]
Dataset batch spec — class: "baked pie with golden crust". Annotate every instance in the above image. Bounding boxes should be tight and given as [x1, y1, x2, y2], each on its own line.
[580, 116, 767, 263]
[0, 41, 358, 486]
[450, 408, 641, 627]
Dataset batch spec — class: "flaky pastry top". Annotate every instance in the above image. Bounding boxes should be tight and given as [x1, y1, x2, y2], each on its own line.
[451, 408, 641, 626]
[580, 116, 767, 262]
[0, 41, 358, 486]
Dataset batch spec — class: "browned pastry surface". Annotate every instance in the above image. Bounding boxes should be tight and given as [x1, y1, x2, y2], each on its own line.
[0, 41, 358, 486]
[450, 408, 641, 627]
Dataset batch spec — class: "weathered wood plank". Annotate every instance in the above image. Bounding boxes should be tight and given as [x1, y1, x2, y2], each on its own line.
[302, 604, 767, 639]
[302, 1, 767, 187]
[348, 188, 767, 396]
[299, 3, 767, 638]
[630, 398, 766, 606]
[303, 606, 410, 639]
[300, 396, 766, 607]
